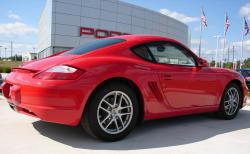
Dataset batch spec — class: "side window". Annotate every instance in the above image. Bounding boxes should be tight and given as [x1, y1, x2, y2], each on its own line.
[132, 45, 153, 61]
[147, 43, 196, 66]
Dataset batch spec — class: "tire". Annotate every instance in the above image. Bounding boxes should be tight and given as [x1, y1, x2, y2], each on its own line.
[216, 83, 242, 120]
[81, 82, 139, 141]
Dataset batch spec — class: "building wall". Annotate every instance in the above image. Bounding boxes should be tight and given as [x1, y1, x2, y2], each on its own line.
[37, 0, 53, 58]
[22, 52, 38, 62]
[38, 0, 189, 57]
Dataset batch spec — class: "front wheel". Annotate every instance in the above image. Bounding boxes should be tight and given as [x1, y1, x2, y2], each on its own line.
[216, 83, 242, 120]
[81, 82, 139, 141]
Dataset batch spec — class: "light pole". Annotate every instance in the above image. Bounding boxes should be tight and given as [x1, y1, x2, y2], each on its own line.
[232, 46, 235, 63]
[213, 35, 222, 68]
[33, 47, 36, 53]
[0, 45, 2, 59]
[4, 48, 7, 59]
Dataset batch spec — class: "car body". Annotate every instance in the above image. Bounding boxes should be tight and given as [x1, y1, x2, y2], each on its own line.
[237, 69, 250, 89]
[2, 35, 248, 141]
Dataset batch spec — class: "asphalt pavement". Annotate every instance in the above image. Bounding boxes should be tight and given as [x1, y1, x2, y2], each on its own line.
[1, 95, 250, 154]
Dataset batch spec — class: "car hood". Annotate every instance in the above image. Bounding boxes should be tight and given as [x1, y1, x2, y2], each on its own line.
[21, 55, 80, 72]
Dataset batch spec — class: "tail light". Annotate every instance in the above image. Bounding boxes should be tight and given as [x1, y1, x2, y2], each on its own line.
[34, 65, 84, 80]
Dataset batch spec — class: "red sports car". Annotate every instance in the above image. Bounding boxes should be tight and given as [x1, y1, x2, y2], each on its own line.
[2, 35, 248, 141]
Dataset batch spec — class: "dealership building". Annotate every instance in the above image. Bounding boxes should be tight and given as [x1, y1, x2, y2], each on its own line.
[37, 0, 190, 58]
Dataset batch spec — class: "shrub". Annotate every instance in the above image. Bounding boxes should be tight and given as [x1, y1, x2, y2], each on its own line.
[0, 67, 11, 73]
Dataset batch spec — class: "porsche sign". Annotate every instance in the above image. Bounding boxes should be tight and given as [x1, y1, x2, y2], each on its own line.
[80, 27, 130, 38]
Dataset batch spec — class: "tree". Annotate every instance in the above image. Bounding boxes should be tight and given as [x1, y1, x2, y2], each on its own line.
[6, 55, 22, 61]
[243, 58, 250, 69]
[210, 60, 215, 67]
[224, 62, 233, 69]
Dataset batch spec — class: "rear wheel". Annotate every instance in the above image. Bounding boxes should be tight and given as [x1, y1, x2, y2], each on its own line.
[216, 83, 242, 120]
[81, 82, 139, 141]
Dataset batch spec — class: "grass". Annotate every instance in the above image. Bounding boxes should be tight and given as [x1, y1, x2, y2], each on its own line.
[0, 60, 22, 68]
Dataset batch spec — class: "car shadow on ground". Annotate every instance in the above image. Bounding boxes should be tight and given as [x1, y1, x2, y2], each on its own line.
[32, 110, 250, 150]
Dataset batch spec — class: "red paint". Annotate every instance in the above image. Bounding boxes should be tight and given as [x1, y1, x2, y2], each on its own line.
[2, 35, 248, 126]
[80, 26, 130, 38]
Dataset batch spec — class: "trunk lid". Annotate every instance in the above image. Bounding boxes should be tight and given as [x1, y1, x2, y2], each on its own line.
[21, 55, 79, 72]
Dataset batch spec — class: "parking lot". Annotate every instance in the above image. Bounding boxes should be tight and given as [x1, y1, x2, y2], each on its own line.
[1, 95, 250, 154]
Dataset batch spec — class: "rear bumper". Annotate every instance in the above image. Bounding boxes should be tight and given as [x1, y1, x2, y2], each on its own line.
[5, 100, 81, 125]
[2, 72, 92, 126]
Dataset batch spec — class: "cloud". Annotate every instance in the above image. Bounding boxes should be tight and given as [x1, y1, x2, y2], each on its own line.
[230, 40, 250, 61]
[191, 47, 211, 55]
[205, 49, 214, 55]
[240, 3, 250, 19]
[232, 39, 250, 50]
[0, 42, 37, 56]
[0, 22, 38, 38]
[191, 39, 205, 45]
[219, 38, 227, 46]
[191, 48, 199, 54]
[8, 10, 21, 21]
[193, 38, 250, 61]
[159, 9, 199, 23]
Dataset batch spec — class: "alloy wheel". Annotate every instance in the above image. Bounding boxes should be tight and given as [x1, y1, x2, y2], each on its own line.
[97, 91, 133, 135]
[224, 87, 240, 116]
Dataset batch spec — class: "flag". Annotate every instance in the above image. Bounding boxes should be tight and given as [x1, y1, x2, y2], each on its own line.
[225, 13, 230, 35]
[201, 8, 207, 27]
[244, 17, 249, 36]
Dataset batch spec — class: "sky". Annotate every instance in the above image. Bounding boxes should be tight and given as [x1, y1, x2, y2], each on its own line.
[0, 0, 250, 62]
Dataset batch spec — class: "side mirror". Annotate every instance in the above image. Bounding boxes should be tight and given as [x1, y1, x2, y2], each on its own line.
[197, 58, 209, 67]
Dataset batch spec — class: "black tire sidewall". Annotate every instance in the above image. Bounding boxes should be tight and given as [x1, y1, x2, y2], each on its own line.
[83, 82, 139, 141]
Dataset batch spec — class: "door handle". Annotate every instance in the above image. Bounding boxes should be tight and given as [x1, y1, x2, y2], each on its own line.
[163, 74, 173, 80]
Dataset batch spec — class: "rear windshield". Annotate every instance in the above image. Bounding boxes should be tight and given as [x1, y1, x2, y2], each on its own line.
[63, 38, 125, 55]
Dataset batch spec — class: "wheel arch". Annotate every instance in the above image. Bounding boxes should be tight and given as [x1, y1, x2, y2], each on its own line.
[82, 77, 145, 124]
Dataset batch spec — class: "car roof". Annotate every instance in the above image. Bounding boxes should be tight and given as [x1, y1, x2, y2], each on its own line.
[113, 34, 189, 50]
[114, 34, 176, 42]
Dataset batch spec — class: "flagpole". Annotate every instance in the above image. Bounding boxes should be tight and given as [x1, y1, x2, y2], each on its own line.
[198, 7, 203, 57]
[222, 35, 226, 68]
[241, 18, 245, 69]
[222, 13, 227, 68]
[213, 35, 221, 68]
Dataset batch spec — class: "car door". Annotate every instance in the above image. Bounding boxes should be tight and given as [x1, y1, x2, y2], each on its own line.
[145, 41, 218, 109]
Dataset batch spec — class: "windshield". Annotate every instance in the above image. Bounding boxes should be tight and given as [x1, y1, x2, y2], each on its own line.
[63, 38, 125, 55]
